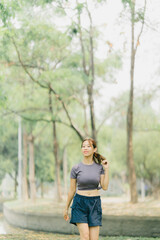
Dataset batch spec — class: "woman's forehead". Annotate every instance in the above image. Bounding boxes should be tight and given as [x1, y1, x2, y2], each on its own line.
[83, 140, 92, 145]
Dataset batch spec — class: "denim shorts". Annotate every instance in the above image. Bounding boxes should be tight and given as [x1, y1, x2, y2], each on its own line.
[70, 193, 102, 227]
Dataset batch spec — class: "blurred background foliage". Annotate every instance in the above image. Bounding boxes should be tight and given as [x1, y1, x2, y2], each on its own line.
[0, 0, 160, 201]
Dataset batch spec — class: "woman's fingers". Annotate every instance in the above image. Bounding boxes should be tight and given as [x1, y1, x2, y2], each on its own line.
[102, 159, 109, 168]
[102, 159, 108, 164]
[64, 214, 69, 221]
[66, 215, 69, 221]
[63, 210, 69, 221]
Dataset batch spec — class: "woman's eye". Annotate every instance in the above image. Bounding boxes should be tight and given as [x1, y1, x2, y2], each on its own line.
[82, 145, 91, 148]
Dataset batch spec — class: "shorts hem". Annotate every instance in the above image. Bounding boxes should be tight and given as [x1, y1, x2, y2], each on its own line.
[70, 221, 89, 226]
[70, 222, 77, 226]
[89, 224, 102, 227]
[70, 221, 102, 227]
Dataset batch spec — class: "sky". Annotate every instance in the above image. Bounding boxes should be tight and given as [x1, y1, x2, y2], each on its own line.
[44, 0, 160, 112]
[89, 0, 160, 112]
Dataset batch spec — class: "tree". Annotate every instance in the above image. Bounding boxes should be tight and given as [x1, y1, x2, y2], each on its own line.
[133, 94, 160, 199]
[0, 0, 122, 201]
[122, 0, 147, 203]
[0, 117, 19, 198]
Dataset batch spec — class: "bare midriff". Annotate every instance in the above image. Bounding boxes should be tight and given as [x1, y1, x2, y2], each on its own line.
[77, 189, 100, 196]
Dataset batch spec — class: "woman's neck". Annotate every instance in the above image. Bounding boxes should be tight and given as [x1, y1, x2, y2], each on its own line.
[83, 156, 94, 165]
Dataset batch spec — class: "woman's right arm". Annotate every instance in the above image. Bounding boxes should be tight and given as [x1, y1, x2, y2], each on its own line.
[63, 178, 77, 221]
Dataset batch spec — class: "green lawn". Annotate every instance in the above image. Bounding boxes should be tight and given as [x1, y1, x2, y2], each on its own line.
[0, 234, 159, 240]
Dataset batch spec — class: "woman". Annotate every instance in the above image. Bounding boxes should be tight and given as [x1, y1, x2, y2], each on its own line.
[63, 138, 109, 240]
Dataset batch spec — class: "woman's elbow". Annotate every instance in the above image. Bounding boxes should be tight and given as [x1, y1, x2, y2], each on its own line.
[72, 189, 76, 194]
[102, 184, 109, 191]
[69, 188, 76, 195]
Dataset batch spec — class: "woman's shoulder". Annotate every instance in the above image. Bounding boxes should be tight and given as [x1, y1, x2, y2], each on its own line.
[94, 161, 102, 166]
[71, 162, 81, 170]
[94, 162, 103, 169]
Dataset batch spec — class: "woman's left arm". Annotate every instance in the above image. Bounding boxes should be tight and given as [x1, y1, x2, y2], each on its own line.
[100, 160, 109, 191]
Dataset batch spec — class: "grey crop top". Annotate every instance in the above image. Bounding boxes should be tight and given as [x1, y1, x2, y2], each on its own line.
[70, 161, 105, 190]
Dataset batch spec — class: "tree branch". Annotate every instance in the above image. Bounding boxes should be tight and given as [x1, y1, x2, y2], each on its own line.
[86, 1, 94, 80]
[3, 108, 84, 139]
[3, 109, 52, 123]
[8, 172, 17, 183]
[134, 0, 147, 54]
[96, 103, 127, 134]
[70, 94, 89, 136]
[0, 61, 46, 70]
[76, 0, 88, 76]
[34, 123, 49, 139]
[12, 37, 84, 140]
[12, 37, 48, 89]
[49, 84, 84, 140]
[3, 107, 50, 115]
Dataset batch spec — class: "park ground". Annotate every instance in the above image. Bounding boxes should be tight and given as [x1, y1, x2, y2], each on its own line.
[6, 196, 160, 217]
[0, 233, 158, 240]
[1, 196, 160, 240]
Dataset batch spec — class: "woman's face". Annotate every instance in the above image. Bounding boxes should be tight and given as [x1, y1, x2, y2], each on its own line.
[81, 140, 96, 157]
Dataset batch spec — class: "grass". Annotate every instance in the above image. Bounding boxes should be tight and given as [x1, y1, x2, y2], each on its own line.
[0, 234, 159, 240]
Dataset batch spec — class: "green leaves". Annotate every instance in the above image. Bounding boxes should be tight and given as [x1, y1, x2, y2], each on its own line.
[95, 52, 122, 82]
[96, 0, 107, 2]
[0, 0, 22, 26]
[0, 3, 11, 25]
[121, 0, 133, 8]
[76, 3, 84, 14]
[121, 0, 145, 23]
[135, 8, 145, 22]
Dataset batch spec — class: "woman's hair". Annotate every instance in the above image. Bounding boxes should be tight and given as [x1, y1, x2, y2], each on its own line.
[81, 138, 106, 164]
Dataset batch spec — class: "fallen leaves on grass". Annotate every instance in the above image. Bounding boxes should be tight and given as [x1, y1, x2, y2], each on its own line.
[0, 234, 80, 240]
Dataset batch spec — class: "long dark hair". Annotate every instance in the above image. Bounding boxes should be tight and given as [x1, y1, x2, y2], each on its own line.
[81, 138, 106, 164]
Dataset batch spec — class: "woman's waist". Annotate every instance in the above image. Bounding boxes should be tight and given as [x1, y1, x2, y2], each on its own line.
[76, 189, 100, 196]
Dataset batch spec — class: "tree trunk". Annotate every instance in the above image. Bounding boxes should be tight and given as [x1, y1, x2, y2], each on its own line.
[78, 6, 97, 141]
[40, 180, 44, 198]
[63, 147, 68, 198]
[126, 0, 138, 203]
[22, 129, 29, 200]
[52, 121, 62, 201]
[28, 133, 36, 201]
[48, 88, 62, 201]
[18, 116, 22, 199]
[87, 84, 96, 141]
[88, 9, 96, 141]
[14, 171, 18, 199]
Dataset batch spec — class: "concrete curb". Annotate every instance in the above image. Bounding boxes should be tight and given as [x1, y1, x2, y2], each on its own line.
[0, 199, 13, 212]
[3, 202, 160, 237]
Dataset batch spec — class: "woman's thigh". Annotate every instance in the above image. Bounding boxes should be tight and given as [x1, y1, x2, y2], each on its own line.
[77, 223, 89, 240]
[89, 226, 100, 240]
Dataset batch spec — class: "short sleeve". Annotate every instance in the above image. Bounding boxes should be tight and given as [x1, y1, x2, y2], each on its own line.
[70, 165, 77, 179]
[100, 165, 105, 175]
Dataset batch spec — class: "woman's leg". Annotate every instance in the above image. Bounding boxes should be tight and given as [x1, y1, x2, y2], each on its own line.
[89, 226, 100, 240]
[77, 223, 89, 240]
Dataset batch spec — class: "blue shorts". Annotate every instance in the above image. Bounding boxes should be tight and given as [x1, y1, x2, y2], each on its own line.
[70, 193, 102, 227]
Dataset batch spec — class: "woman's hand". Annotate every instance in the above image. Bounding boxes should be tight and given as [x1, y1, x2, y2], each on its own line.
[102, 159, 109, 170]
[63, 209, 69, 221]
